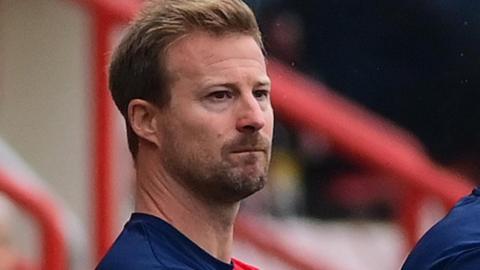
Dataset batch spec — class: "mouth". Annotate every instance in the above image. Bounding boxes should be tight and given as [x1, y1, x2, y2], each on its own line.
[231, 148, 266, 154]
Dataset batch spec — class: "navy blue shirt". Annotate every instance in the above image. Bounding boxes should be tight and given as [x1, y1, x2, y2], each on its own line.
[402, 187, 480, 270]
[96, 213, 236, 270]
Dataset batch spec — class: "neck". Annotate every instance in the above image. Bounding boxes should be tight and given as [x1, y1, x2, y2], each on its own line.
[134, 149, 239, 263]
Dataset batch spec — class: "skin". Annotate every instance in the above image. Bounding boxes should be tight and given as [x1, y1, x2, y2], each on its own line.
[128, 31, 273, 263]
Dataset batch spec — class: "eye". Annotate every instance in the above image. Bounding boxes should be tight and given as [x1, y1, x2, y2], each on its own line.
[208, 90, 233, 101]
[253, 89, 270, 100]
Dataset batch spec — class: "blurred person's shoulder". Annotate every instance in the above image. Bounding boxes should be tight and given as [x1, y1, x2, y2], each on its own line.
[402, 187, 480, 270]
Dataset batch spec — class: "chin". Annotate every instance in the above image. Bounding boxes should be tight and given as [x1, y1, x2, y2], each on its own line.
[193, 161, 269, 203]
[231, 174, 267, 201]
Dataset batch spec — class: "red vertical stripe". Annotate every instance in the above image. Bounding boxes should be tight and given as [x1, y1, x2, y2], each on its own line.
[92, 12, 115, 262]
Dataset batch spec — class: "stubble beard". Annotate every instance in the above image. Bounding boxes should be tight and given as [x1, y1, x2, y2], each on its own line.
[161, 133, 271, 205]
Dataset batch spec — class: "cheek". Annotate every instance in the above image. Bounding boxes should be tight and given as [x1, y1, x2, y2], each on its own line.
[187, 125, 226, 153]
[264, 110, 274, 137]
[170, 109, 230, 152]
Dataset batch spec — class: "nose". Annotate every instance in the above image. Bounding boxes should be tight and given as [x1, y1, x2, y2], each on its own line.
[235, 95, 265, 133]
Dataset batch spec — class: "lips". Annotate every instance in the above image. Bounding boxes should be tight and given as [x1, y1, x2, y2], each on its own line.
[230, 148, 266, 154]
[224, 135, 270, 155]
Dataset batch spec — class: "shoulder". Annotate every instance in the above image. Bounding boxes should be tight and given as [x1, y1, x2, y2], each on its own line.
[445, 247, 480, 270]
[426, 189, 480, 243]
[96, 216, 164, 269]
[96, 213, 207, 270]
[403, 189, 480, 269]
[430, 189, 480, 245]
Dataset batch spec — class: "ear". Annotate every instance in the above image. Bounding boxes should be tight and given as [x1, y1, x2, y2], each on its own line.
[127, 99, 161, 147]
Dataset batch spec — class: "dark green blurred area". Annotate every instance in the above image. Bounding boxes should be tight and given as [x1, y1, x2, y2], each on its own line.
[251, 0, 480, 165]
[244, 0, 480, 219]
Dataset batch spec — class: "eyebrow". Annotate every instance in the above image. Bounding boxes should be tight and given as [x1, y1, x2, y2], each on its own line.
[256, 79, 271, 88]
[202, 77, 271, 90]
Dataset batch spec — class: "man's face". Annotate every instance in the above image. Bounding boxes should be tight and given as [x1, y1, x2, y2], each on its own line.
[157, 31, 273, 204]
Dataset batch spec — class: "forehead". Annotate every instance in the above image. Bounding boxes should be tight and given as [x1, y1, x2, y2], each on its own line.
[165, 31, 267, 82]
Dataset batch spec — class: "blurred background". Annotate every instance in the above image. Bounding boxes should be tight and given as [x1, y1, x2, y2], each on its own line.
[0, 0, 479, 269]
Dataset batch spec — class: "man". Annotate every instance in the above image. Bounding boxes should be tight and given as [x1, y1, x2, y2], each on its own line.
[402, 187, 480, 269]
[96, 0, 273, 269]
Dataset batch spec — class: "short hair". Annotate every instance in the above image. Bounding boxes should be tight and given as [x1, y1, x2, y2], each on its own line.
[109, 0, 264, 157]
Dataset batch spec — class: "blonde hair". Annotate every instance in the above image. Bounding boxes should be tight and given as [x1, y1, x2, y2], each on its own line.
[109, 0, 264, 157]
